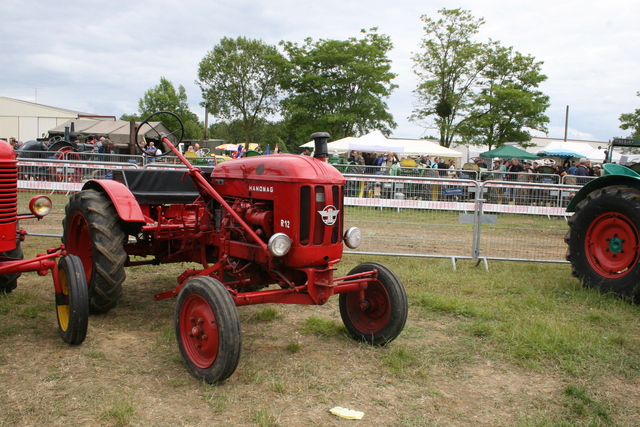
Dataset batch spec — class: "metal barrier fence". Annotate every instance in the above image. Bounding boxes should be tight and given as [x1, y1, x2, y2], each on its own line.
[17, 159, 579, 266]
[342, 173, 578, 265]
[17, 159, 140, 236]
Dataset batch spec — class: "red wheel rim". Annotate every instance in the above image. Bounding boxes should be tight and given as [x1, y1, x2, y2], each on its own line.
[345, 280, 391, 335]
[585, 212, 640, 278]
[179, 294, 220, 369]
[54, 149, 82, 182]
[66, 212, 93, 283]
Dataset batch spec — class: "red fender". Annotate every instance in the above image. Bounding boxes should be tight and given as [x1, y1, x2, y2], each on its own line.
[81, 180, 146, 223]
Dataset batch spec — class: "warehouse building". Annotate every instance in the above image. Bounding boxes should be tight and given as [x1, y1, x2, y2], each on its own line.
[0, 96, 114, 142]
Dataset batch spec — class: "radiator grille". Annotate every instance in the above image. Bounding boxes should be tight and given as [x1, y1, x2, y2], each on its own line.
[299, 184, 342, 246]
[0, 164, 17, 224]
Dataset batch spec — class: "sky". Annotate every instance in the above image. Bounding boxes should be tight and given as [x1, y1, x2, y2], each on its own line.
[2, 0, 639, 144]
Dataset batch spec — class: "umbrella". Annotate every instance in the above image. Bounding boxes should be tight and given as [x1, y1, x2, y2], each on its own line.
[479, 145, 539, 160]
[216, 143, 239, 151]
[536, 148, 587, 159]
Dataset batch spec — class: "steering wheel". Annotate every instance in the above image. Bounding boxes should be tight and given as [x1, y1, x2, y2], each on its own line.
[134, 111, 184, 158]
[196, 147, 210, 157]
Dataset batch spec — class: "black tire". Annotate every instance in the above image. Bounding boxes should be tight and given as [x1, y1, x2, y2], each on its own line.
[565, 185, 640, 299]
[339, 262, 408, 346]
[62, 190, 127, 313]
[175, 277, 242, 383]
[0, 240, 23, 294]
[56, 255, 89, 345]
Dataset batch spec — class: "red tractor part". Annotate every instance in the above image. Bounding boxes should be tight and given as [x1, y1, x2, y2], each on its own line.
[0, 139, 88, 344]
[61, 111, 408, 383]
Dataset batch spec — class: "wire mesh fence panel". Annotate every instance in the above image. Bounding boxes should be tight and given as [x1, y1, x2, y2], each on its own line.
[343, 174, 480, 258]
[477, 212, 570, 262]
[16, 159, 139, 236]
[476, 180, 580, 262]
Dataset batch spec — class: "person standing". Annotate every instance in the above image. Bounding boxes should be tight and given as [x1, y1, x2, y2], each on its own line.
[574, 158, 590, 184]
[506, 158, 524, 202]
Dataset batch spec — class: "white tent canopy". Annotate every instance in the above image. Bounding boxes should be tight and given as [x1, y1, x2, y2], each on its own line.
[348, 130, 404, 153]
[540, 140, 614, 163]
[387, 137, 462, 157]
[301, 131, 462, 158]
[300, 136, 356, 153]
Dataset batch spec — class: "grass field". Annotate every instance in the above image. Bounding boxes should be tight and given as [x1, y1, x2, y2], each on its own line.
[1, 236, 639, 426]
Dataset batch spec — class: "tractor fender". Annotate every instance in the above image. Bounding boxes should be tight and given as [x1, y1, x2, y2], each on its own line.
[81, 180, 146, 223]
[566, 174, 640, 212]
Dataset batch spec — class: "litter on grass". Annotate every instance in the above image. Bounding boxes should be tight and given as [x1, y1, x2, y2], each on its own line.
[329, 406, 364, 420]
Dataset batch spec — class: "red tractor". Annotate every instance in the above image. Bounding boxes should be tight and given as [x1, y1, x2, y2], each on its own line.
[62, 112, 408, 383]
[0, 140, 88, 344]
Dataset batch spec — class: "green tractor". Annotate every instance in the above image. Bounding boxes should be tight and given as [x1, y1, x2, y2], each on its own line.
[565, 138, 640, 300]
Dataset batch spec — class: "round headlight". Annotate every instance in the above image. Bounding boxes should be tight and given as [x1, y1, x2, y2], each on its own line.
[268, 233, 292, 257]
[344, 227, 362, 249]
[29, 196, 52, 218]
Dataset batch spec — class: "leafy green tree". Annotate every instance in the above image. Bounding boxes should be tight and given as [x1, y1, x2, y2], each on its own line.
[412, 8, 485, 147]
[459, 43, 550, 150]
[412, 8, 550, 149]
[280, 28, 397, 143]
[197, 37, 285, 145]
[619, 92, 640, 139]
[121, 77, 204, 140]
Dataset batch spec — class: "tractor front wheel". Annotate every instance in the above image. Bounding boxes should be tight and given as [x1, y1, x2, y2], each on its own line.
[63, 190, 127, 313]
[566, 185, 640, 299]
[175, 277, 242, 383]
[339, 262, 408, 346]
[56, 255, 89, 345]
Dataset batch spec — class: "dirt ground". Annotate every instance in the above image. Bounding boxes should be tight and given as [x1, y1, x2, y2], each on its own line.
[1, 238, 638, 427]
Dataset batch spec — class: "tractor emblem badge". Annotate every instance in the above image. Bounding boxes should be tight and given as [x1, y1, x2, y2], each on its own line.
[318, 205, 339, 225]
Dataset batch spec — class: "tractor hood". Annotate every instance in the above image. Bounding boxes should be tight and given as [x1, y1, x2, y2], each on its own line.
[566, 163, 640, 212]
[212, 154, 345, 184]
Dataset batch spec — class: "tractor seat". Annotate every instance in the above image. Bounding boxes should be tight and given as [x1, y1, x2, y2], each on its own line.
[112, 169, 207, 205]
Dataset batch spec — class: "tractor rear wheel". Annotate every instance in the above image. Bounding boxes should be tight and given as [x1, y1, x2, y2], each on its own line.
[339, 262, 408, 346]
[175, 277, 242, 383]
[56, 255, 89, 345]
[565, 185, 640, 299]
[63, 190, 127, 313]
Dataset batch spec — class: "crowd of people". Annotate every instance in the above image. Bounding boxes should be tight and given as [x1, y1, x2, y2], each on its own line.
[486, 157, 602, 183]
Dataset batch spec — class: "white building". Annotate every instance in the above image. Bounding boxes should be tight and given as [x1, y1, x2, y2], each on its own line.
[0, 96, 113, 142]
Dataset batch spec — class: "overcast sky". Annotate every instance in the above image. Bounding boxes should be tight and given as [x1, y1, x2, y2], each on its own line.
[2, 0, 639, 144]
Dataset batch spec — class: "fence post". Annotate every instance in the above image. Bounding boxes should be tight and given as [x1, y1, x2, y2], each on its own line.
[471, 181, 485, 262]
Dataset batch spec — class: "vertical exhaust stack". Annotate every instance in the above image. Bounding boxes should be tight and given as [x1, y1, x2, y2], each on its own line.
[311, 132, 330, 161]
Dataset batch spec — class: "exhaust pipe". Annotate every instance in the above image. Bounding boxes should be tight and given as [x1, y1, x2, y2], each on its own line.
[311, 132, 330, 161]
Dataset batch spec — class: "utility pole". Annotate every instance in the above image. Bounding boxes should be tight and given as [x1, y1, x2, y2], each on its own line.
[203, 104, 209, 140]
[563, 105, 569, 141]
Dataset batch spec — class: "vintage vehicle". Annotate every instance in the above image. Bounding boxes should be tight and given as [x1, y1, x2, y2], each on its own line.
[61, 112, 408, 383]
[565, 137, 640, 300]
[0, 139, 88, 344]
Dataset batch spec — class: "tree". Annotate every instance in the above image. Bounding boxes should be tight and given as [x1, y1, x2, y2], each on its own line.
[412, 8, 550, 149]
[619, 92, 640, 139]
[121, 77, 203, 140]
[412, 8, 485, 147]
[459, 43, 550, 151]
[197, 37, 285, 145]
[280, 28, 397, 143]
